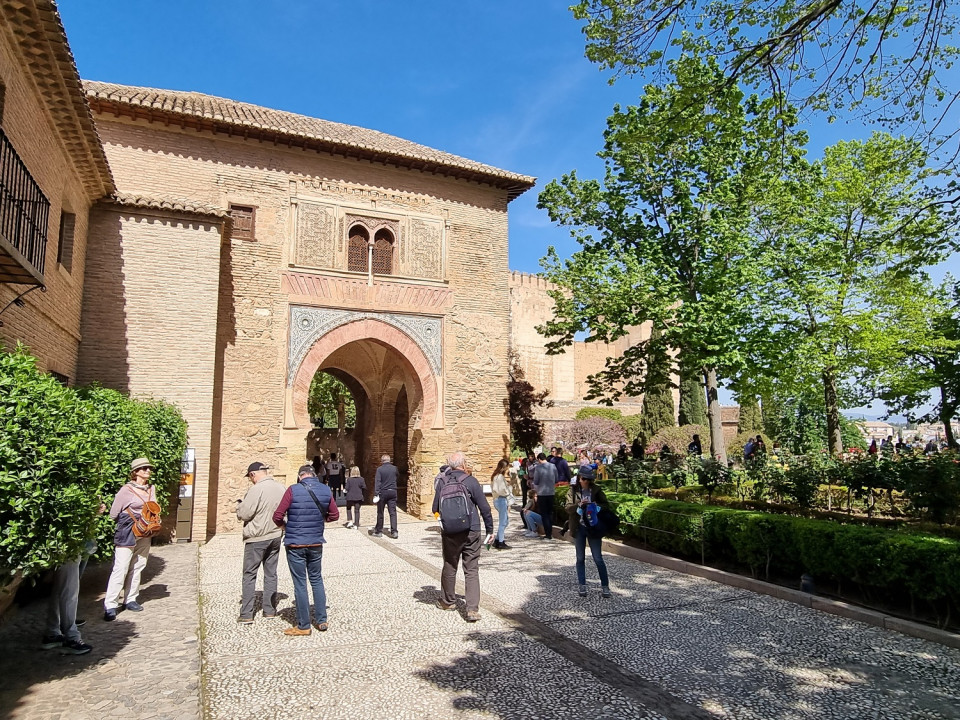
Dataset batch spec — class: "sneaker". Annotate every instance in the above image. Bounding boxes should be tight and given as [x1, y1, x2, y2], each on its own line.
[368, 529, 382, 538]
[345, 521, 355, 529]
[262, 613, 278, 620]
[578, 585, 588, 597]
[60, 639, 93, 655]
[103, 609, 117, 622]
[283, 627, 311, 636]
[237, 616, 254, 624]
[601, 587, 612, 598]
[389, 530, 399, 539]
[75, 618, 86, 628]
[497, 542, 511, 550]
[125, 601, 144, 612]
[435, 599, 457, 611]
[465, 611, 481, 623]
[40, 634, 63, 649]
[523, 530, 538, 538]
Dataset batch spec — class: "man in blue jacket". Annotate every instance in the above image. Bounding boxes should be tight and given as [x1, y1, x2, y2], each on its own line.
[273, 465, 339, 635]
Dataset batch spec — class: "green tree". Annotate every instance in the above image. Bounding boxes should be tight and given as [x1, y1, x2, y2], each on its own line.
[737, 394, 763, 435]
[570, 0, 958, 155]
[878, 276, 960, 448]
[678, 357, 708, 426]
[637, 328, 676, 445]
[756, 132, 957, 454]
[539, 56, 799, 464]
[308, 372, 355, 430]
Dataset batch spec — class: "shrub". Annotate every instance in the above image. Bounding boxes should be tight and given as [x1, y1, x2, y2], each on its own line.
[646, 424, 709, 455]
[575, 407, 622, 422]
[618, 414, 643, 442]
[0, 346, 187, 578]
[564, 416, 626, 449]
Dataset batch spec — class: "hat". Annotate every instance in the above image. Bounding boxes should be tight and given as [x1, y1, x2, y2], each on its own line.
[297, 464, 317, 477]
[130, 457, 154, 472]
[577, 465, 596, 480]
[246, 461, 270, 475]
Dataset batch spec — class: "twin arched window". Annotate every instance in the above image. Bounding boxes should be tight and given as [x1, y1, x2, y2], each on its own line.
[347, 224, 394, 275]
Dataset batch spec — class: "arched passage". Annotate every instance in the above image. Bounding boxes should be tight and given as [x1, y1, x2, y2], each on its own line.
[290, 318, 442, 507]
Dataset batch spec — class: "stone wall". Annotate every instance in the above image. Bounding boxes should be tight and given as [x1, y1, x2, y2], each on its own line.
[0, 27, 93, 380]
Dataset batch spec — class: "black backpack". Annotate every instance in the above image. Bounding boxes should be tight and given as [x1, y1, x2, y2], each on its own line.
[437, 471, 472, 534]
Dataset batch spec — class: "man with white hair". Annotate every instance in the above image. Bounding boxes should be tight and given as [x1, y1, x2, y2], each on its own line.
[432, 451, 494, 622]
[370, 454, 399, 539]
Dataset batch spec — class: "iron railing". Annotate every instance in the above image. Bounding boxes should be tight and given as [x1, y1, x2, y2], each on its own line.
[0, 127, 49, 279]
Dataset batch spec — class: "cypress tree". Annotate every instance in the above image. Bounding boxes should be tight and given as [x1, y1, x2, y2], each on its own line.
[678, 358, 708, 426]
[737, 393, 763, 434]
[638, 328, 676, 446]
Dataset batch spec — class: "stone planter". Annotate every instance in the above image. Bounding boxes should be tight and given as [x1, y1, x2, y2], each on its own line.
[0, 571, 23, 619]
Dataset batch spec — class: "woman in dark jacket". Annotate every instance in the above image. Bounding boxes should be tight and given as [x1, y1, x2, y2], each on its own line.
[343, 465, 366, 529]
[565, 466, 611, 598]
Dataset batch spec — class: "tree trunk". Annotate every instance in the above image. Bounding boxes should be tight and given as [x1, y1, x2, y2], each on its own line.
[703, 366, 727, 465]
[938, 392, 957, 449]
[822, 369, 843, 456]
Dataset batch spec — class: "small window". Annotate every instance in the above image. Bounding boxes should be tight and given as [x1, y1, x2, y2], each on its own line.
[229, 204, 256, 241]
[57, 211, 75, 271]
[50, 371, 69, 387]
[347, 225, 369, 272]
[372, 228, 394, 275]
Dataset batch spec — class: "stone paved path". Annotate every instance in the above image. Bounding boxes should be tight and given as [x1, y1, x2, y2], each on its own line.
[200, 512, 960, 720]
[0, 542, 200, 720]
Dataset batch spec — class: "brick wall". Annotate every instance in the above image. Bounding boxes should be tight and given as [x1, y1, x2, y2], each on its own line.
[0, 27, 92, 380]
[77, 207, 223, 538]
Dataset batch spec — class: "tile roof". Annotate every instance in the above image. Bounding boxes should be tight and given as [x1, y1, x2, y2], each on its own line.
[83, 81, 536, 200]
[105, 192, 229, 219]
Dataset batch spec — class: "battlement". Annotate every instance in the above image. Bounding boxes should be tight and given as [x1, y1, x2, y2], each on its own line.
[509, 270, 557, 290]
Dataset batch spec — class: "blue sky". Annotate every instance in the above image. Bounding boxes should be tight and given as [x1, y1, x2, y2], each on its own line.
[58, 1, 955, 415]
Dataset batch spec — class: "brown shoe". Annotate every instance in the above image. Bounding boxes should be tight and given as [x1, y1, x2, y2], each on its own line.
[283, 627, 311, 636]
[435, 599, 457, 611]
[465, 611, 481, 622]
[316, 622, 328, 632]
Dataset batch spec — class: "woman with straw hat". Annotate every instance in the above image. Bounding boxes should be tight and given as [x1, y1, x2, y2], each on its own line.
[103, 457, 158, 621]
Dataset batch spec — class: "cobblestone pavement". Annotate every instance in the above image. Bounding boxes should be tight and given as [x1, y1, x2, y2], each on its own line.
[200, 511, 960, 720]
[0, 542, 200, 720]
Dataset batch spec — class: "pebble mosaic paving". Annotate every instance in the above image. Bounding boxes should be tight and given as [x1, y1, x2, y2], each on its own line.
[199, 511, 960, 719]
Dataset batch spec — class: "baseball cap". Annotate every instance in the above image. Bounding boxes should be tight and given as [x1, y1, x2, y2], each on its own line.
[297, 464, 317, 477]
[246, 461, 270, 475]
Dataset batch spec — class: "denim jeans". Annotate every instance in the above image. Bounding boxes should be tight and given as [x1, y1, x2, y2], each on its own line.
[285, 545, 327, 629]
[575, 526, 609, 588]
[494, 496, 509, 542]
[523, 510, 543, 533]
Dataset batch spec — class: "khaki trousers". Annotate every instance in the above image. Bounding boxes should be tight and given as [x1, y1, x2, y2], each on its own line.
[104, 537, 151, 610]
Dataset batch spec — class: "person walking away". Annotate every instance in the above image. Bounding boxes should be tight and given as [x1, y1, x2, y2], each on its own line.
[433, 452, 494, 622]
[490, 459, 511, 550]
[521, 490, 544, 537]
[343, 465, 366, 528]
[370, 454, 400, 539]
[567, 466, 611, 598]
[272, 465, 339, 635]
[103, 458, 158, 621]
[532, 453, 558, 540]
[552, 447, 572, 485]
[236, 461, 286, 623]
[326, 452, 344, 499]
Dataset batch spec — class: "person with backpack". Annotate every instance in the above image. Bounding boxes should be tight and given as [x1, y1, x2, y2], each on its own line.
[326, 452, 344, 500]
[432, 452, 493, 622]
[566, 466, 611, 598]
[370, 454, 399, 539]
[343, 465, 366, 529]
[272, 465, 339, 635]
[103, 457, 158, 622]
[490, 459, 511, 550]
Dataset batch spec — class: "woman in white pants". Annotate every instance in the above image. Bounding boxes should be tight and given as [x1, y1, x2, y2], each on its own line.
[103, 458, 156, 621]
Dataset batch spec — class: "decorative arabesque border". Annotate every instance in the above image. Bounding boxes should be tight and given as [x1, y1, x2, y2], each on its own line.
[287, 306, 442, 385]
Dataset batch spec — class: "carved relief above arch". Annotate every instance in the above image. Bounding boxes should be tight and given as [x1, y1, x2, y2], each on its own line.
[289, 313, 443, 430]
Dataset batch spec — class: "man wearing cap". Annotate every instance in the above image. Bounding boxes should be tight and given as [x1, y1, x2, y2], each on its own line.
[273, 465, 339, 635]
[236, 462, 286, 623]
[103, 457, 157, 621]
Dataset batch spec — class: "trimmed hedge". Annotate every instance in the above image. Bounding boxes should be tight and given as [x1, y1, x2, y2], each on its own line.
[0, 346, 186, 579]
[607, 492, 960, 621]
